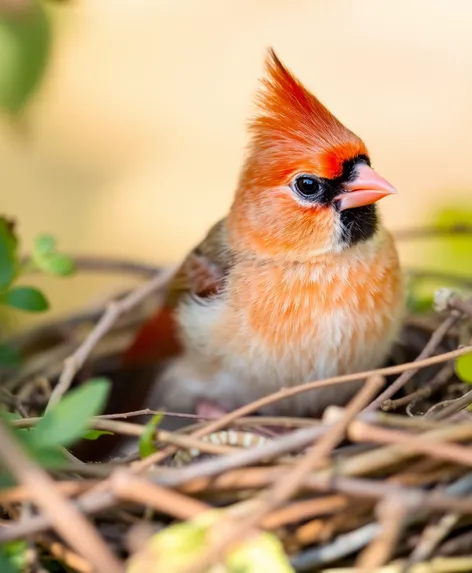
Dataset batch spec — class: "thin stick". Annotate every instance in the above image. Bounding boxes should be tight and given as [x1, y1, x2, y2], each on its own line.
[38, 535, 92, 573]
[356, 496, 407, 569]
[178, 376, 383, 573]
[348, 419, 472, 467]
[47, 266, 176, 411]
[366, 313, 460, 411]
[111, 472, 209, 520]
[393, 224, 472, 240]
[428, 388, 472, 421]
[0, 419, 123, 573]
[0, 480, 98, 504]
[12, 417, 241, 457]
[135, 344, 472, 470]
[382, 363, 453, 412]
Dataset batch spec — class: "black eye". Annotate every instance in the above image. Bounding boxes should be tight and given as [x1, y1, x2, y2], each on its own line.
[294, 175, 320, 197]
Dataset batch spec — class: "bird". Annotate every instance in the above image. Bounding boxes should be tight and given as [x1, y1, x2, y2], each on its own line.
[121, 48, 404, 420]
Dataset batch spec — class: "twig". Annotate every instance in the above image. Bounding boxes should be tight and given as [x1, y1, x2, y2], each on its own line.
[0, 418, 124, 573]
[46, 266, 176, 411]
[110, 471, 209, 519]
[348, 419, 472, 468]
[38, 535, 92, 573]
[365, 313, 461, 411]
[134, 344, 472, 471]
[0, 480, 99, 504]
[261, 495, 347, 530]
[291, 522, 380, 570]
[23, 254, 161, 278]
[393, 224, 472, 240]
[356, 496, 407, 569]
[177, 376, 383, 573]
[382, 363, 454, 412]
[403, 473, 472, 570]
[427, 388, 472, 421]
[447, 296, 472, 319]
[12, 417, 242, 457]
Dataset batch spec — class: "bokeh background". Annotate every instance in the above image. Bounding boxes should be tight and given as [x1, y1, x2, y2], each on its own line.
[2, 0, 472, 330]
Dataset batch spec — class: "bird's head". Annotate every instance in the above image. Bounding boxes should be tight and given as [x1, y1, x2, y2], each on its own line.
[228, 49, 396, 260]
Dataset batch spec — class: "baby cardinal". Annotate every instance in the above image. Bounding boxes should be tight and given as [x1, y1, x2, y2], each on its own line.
[122, 49, 404, 419]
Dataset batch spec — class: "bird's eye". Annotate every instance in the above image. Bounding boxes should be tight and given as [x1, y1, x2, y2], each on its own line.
[294, 175, 320, 197]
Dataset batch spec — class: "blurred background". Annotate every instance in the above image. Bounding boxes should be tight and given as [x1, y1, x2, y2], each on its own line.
[1, 0, 472, 330]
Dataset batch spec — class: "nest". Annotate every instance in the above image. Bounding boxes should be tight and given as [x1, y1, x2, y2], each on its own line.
[1, 226, 472, 573]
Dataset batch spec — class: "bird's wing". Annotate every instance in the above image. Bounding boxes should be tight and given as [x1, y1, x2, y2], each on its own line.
[122, 218, 233, 366]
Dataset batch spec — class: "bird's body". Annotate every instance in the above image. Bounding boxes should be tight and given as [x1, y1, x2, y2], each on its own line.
[123, 50, 404, 418]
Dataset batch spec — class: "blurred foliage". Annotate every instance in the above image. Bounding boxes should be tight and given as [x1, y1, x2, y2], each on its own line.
[0, 540, 27, 573]
[82, 428, 114, 440]
[0, 378, 111, 482]
[455, 353, 472, 385]
[0, 215, 75, 367]
[0, 0, 51, 114]
[127, 509, 294, 573]
[0, 378, 111, 571]
[407, 205, 472, 315]
[428, 207, 472, 277]
[139, 413, 163, 458]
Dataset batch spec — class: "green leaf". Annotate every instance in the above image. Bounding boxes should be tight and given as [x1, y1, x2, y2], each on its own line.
[0, 1, 51, 113]
[26, 444, 66, 468]
[0, 344, 21, 368]
[455, 353, 472, 384]
[0, 548, 20, 573]
[0, 217, 18, 290]
[139, 413, 163, 458]
[0, 411, 22, 422]
[1, 540, 27, 571]
[32, 234, 76, 277]
[82, 429, 113, 440]
[34, 233, 56, 255]
[127, 510, 295, 573]
[44, 252, 76, 276]
[0, 286, 49, 312]
[32, 378, 110, 448]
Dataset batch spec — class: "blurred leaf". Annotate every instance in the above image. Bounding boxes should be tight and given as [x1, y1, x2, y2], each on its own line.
[82, 429, 113, 440]
[455, 353, 472, 384]
[24, 443, 66, 468]
[0, 217, 19, 290]
[32, 378, 110, 448]
[32, 234, 76, 277]
[34, 233, 56, 255]
[0, 545, 22, 573]
[127, 509, 294, 573]
[227, 531, 295, 573]
[0, 286, 49, 312]
[0, 412, 22, 422]
[427, 207, 472, 277]
[0, 1, 51, 113]
[0, 344, 21, 367]
[139, 413, 163, 458]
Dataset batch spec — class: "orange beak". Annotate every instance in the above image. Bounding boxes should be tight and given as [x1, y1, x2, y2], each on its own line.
[334, 164, 396, 212]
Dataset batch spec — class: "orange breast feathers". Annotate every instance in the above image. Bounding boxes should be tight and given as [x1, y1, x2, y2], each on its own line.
[206, 230, 403, 377]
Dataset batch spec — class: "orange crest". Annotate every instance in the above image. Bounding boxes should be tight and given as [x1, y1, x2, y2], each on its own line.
[246, 49, 368, 184]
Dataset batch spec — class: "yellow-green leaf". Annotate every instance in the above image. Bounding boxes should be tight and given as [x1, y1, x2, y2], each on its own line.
[0, 216, 18, 290]
[139, 414, 163, 458]
[82, 429, 113, 440]
[455, 353, 472, 384]
[126, 509, 294, 573]
[0, 1, 51, 113]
